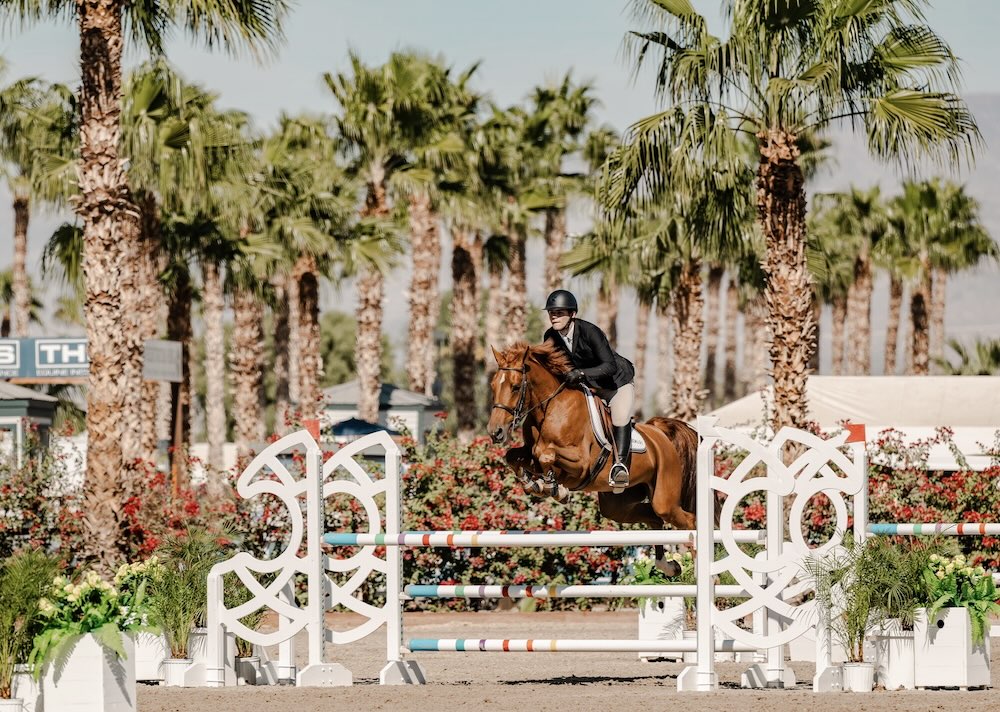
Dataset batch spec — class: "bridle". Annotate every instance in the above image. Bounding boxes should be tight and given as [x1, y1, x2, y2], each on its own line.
[491, 362, 567, 430]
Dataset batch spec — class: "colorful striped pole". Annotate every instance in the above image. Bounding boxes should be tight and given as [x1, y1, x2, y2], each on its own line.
[323, 529, 765, 548]
[407, 638, 758, 653]
[404, 583, 749, 599]
[867, 523, 1000, 536]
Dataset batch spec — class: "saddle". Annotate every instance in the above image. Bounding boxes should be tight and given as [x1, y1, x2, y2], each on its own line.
[581, 388, 647, 454]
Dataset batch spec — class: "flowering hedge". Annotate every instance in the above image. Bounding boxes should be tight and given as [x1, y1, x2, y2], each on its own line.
[2, 421, 998, 611]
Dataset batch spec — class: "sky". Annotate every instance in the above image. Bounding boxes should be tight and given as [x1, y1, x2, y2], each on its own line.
[1, 0, 999, 391]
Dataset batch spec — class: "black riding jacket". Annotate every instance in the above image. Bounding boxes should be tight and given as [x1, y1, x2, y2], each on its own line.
[544, 318, 635, 391]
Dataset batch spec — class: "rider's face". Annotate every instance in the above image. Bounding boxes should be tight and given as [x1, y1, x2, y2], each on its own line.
[547, 309, 573, 332]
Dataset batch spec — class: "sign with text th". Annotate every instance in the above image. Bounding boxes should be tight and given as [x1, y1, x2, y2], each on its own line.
[0, 338, 89, 379]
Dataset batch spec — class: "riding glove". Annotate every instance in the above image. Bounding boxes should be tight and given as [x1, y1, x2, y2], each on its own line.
[564, 368, 585, 384]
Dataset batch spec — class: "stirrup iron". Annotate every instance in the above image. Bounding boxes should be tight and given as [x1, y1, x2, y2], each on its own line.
[609, 462, 629, 493]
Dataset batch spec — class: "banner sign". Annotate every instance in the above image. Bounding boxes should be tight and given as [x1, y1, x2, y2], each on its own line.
[0, 338, 183, 382]
[0, 338, 89, 379]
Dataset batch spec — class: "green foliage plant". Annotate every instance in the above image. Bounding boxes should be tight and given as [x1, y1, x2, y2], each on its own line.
[922, 553, 1000, 644]
[147, 529, 226, 659]
[806, 540, 895, 663]
[0, 550, 60, 698]
[625, 551, 695, 626]
[28, 557, 160, 679]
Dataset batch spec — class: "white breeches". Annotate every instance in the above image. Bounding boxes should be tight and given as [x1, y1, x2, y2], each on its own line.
[608, 382, 635, 427]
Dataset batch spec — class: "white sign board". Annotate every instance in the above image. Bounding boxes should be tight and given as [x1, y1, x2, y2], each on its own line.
[143, 340, 183, 383]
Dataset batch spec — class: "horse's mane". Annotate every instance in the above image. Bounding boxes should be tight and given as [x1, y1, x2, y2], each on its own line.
[503, 340, 574, 376]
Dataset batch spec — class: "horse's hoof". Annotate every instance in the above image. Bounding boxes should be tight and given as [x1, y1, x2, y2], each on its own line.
[553, 485, 570, 503]
[655, 557, 681, 578]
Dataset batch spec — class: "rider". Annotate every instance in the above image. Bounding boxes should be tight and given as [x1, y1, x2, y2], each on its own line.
[542, 289, 636, 490]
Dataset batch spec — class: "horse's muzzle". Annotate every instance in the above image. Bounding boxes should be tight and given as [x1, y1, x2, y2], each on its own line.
[490, 425, 509, 444]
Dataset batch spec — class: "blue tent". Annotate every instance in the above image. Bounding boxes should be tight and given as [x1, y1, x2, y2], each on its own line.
[329, 417, 400, 438]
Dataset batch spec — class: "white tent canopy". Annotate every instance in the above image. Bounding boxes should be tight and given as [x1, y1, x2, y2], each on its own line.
[707, 376, 1000, 471]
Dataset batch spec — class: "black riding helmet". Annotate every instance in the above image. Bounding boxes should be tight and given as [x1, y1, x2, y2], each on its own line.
[545, 289, 578, 312]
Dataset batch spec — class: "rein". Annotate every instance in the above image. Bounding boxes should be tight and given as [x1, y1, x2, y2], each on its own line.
[492, 363, 568, 430]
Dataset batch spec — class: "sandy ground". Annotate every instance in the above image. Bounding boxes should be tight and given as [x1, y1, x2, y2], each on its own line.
[138, 610, 1000, 712]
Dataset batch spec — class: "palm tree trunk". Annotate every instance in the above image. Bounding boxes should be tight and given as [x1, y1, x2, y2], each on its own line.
[202, 261, 226, 476]
[846, 248, 873, 375]
[76, 0, 136, 573]
[485, 267, 505, 381]
[723, 275, 739, 401]
[831, 294, 847, 375]
[296, 254, 322, 421]
[595, 275, 619, 349]
[884, 275, 903, 375]
[543, 207, 567, 294]
[757, 130, 815, 431]
[656, 301, 674, 415]
[12, 195, 30, 337]
[230, 287, 266, 452]
[808, 294, 820, 373]
[137, 192, 162, 463]
[670, 259, 704, 420]
[286, 270, 300, 408]
[656, 302, 674, 415]
[272, 275, 290, 431]
[451, 228, 482, 441]
[356, 178, 389, 424]
[406, 191, 440, 396]
[910, 258, 933, 375]
[743, 295, 769, 394]
[505, 224, 527, 341]
[930, 267, 947, 373]
[167, 269, 193, 497]
[634, 300, 649, 418]
[703, 265, 724, 406]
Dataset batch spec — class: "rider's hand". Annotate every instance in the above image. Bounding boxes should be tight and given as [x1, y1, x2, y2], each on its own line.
[564, 368, 585, 384]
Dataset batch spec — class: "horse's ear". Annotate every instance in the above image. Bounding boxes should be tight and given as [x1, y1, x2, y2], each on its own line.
[491, 345, 503, 365]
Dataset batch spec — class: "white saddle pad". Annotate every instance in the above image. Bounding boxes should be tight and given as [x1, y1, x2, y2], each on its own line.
[582, 389, 646, 453]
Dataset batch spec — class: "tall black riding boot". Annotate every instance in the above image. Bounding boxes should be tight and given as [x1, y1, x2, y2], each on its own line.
[609, 422, 632, 491]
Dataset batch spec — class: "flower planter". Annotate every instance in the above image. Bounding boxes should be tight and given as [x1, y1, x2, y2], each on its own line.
[872, 619, 914, 690]
[914, 607, 991, 689]
[637, 598, 685, 661]
[681, 629, 698, 663]
[237, 656, 260, 685]
[184, 627, 237, 686]
[40, 632, 136, 712]
[842, 662, 875, 692]
[132, 631, 169, 682]
[161, 658, 192, 687]
[11, 663, 41, 712]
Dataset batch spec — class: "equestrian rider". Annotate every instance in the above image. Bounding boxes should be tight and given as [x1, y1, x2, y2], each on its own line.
[542, 289, 636, 490]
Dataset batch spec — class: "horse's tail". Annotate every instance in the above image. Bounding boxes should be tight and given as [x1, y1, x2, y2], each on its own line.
[645, 416, 714, 524]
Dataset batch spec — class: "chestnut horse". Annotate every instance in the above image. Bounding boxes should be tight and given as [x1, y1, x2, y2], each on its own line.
[487, 341, 700, 535]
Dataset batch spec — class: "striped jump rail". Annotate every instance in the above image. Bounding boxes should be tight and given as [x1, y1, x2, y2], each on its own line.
[404, 583, 749, 599]
[867, 523, 1000, 536]
[408, 638, 757, 653]
[323, 529, 766, 548]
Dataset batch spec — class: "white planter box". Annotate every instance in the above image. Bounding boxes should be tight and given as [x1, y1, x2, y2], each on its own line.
[11, 664, 41, 712]
[237, 656, 260, 685]
[638, 598, 685, 661]
[184, 627, 237, 686]
[132, 631, 168, 682]
[872, 620, 914, 690]
[40, 632, 137, 712]
[914, 607, 991, 689]
[842, 662, 875, 692]
[161, 658, 192, 687]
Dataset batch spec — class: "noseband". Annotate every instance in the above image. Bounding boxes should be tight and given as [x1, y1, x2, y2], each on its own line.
[492, 362, 567, 430]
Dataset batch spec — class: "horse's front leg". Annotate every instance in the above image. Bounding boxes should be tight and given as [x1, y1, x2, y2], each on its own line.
[506, 444, 568, 502]
[532, 444, 570, 503]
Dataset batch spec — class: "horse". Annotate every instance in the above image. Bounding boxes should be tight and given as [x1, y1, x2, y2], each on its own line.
[486, 341, 702, 565]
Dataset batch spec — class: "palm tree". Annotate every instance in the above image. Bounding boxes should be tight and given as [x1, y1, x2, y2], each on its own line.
[616, 0, 978, 431]
[528, 73, 598, 293]
[402, 58, 480, 398]
[0, 0, 289, 572]
[936, 338, 1000, 375]
[325, 52, 429, 423]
